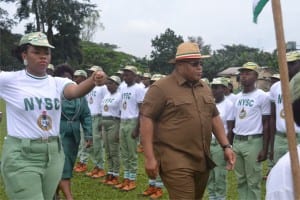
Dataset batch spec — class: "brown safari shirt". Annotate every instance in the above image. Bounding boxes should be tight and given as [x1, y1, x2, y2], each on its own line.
[141, 70, 219, 172]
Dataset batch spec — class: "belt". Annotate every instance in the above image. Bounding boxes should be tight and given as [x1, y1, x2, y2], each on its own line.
[7, 135, 59, 143]
[234, 134, 262, 141]
[91, 114, 101, 120]
[121, 118, 138, 122]
[102, 116, 120, 120]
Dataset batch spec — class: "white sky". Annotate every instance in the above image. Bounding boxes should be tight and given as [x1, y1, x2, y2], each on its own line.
[2, 0, 300, 58]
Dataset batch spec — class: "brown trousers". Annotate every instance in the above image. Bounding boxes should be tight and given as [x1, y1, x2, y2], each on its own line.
[160, 167, 210, 200]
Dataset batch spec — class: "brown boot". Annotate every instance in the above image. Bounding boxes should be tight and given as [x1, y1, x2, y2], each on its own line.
[114, 178, 129, 189]
[91, 168, 106, 178]
[85, 166, 99, 177]
[106, 176, 120, 185]
[101, 174, 113, 184]
[86, 167, 106, 178]
[121, 180, 136, 191]
[73, 162, 87, 173]
[136, 144, 144, 153]
[142, 185, 157, 196]
[150, 187, 163, 199]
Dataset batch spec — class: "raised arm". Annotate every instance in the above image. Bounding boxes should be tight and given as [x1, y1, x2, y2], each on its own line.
[64, 71, 106, 100]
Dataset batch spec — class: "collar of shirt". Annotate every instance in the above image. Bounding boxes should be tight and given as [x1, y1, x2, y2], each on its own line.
[172, 70, 203, 88]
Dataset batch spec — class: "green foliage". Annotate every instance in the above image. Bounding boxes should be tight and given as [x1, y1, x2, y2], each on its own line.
[80, 41, 145, 75]
[202, 44, 278, 80]
[150, 28, 184, 74]
[0, 29, 22, 70]
[2, 0, 99, 64]
[0, 7, 16, 30]
[187, 36, 212, 55]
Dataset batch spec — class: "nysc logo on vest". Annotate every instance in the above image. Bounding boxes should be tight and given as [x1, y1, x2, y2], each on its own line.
[24, 97, 60, 111]
[237, 99, 255, 107]
[122, 93, 132, 100]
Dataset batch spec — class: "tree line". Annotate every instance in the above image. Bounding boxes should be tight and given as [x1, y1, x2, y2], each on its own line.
[0, 0, 282, 79]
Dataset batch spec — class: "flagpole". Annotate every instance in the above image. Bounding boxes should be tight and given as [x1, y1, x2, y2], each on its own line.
[271, 0, 300, 199]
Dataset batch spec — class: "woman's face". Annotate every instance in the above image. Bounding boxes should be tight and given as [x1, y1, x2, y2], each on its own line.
[105, 79, 118, 94]
[22, 45, 51, 77]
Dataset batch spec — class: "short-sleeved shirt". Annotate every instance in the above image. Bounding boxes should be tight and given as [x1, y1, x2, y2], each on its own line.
[212, 98, 234, 139]
[101, 91, 122, 118]
[269, 81, 300, 133]
[233, 89, 271, 135]
[120, 83, 144, 119]
[141, 71, 219, 172]
[0, 70, 73, 139]
[85, 85, 108, 115]
[266, 145, 300, 200]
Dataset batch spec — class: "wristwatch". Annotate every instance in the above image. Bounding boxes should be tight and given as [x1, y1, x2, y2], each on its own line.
[222, 144, 233, 150]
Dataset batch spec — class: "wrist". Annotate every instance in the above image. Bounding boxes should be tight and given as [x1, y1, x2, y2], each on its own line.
[222, 144, 233, 151]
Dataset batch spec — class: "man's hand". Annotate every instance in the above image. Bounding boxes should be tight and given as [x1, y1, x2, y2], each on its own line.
[257, 149, 268, 162]
[268, 150, 274, 161]
[224, 148, 236, 170]
[85, 139, 93, 148]
[145, 157, 159, 179]
[131, 127, 139, 139]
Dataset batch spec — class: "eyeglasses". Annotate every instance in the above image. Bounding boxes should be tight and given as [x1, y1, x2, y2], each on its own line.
[180, 60, 203, 67]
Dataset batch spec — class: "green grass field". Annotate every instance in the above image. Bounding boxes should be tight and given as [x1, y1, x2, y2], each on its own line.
[0, 99, 267, 199]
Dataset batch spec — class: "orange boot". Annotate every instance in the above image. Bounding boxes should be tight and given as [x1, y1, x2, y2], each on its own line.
[137, 144, 144, 153]
[73, 162, 87, 173]
[121, 180, 137, 191]
[106, 176, 120, 185]
[86, 166, 106, 178]
[101, 174, 113, 184]
[114, 178, 129, 189]
[150, 187, 163, 199]
[142, 185, 157, 196]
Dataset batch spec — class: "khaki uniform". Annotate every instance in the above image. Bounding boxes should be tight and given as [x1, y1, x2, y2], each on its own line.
[141, 71, 218, 199]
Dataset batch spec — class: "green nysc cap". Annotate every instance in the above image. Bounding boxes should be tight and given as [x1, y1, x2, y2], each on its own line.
[286, 51, 300, 62]
[238, 62, 260, 74]
[210, 77, 229, 87]
[108, 75, 121, 85]
[74, 70, 87, 78]
[19, 32, 55, 48]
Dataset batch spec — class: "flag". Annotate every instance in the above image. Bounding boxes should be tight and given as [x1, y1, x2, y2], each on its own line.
[253, 0, 269, 23]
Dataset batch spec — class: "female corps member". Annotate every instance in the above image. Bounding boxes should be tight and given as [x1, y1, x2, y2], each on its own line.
[0, 32, 106, 200]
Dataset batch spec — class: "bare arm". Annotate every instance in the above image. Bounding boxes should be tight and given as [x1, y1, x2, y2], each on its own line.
[212, 115, 230, 146]
[257, 115, 270, 162]
[227, 120, 235, 145]
[212, 115, 236, 170]
[64, 71, 106, 100]
[132, 103, 142, 138]
[269, 102, 276, 160]
[293, 99, 300, 126]
[140, 115, 158, 179]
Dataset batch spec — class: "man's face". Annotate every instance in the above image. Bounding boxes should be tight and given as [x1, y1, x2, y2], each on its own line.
[239, 69, 257, 87]
[211, 84, 225, 100]
[122, 70, 136, 85]
[73, 75, 86, 84]
[142, 77, 151, 87]
[177, 59, 203, 82]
